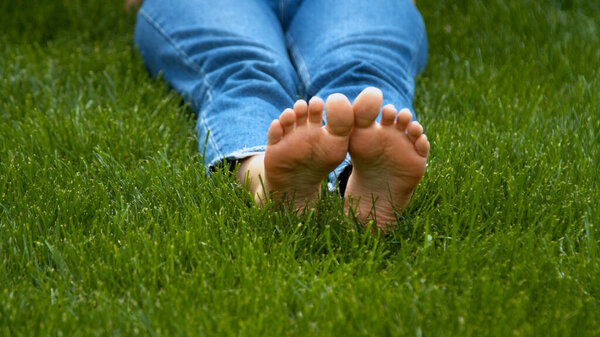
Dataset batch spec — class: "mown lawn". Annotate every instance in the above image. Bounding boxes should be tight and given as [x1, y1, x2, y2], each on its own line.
[1, 0, 599, 336]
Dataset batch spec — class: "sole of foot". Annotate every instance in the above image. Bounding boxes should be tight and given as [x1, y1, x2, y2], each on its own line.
[240, 94, 354, 210]
[345, 87, 430, 231]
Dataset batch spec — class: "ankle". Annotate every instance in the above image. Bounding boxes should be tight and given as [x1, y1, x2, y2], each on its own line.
[236, 154, 268, 202]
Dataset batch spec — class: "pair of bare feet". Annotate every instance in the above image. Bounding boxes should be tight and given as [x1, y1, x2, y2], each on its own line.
[237, 87, 430, 231]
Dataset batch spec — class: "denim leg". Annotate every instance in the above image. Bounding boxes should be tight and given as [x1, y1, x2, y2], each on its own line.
[134, 0, 301, 168]
[285, 0, 428, 191]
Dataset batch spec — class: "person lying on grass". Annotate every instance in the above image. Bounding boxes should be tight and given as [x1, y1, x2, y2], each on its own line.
[131, 0, 429, 231]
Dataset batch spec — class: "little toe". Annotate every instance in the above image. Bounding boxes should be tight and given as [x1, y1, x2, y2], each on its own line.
[308, 96, 324, 124]
[279, 108, 295, 135]
[381, 104, 397, 126]
[353, 87, 383, 128]
[267, 119, 283, 145]
[294, 100, 308, 126]
[414, 134, 430, 158]
[395, 108, 413, 131]
[406, 121, 424, 143]
[325, 93, 353, 137]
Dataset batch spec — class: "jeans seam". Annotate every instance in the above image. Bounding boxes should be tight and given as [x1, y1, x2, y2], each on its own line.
[138, 9, 223, 160]
[415, 27, 427, 73]
[285, 32, 313, 96]
[279, 0, 286, 27]
[409, 2, 427, 75]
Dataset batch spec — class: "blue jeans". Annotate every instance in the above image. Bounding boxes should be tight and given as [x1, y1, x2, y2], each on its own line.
[134, 0, 427, 191]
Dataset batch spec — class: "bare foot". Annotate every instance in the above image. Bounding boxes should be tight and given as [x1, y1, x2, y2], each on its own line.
[238, 94, 354, 210]
[345, 87, 430, 231]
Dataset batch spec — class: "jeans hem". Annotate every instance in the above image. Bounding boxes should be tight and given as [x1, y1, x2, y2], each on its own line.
[205, 146, 267, 170]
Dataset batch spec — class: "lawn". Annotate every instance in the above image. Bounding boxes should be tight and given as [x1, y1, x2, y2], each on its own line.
[1, 0, 599, 336]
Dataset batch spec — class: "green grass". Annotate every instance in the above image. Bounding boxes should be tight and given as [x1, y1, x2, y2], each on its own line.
[1, 0, 599, 335]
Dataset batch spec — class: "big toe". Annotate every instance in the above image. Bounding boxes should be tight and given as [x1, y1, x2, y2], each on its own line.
[353, 87, 383, 128]
[325, 93, 354, 137]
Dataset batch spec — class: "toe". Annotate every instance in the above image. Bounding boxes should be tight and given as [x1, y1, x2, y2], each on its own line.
[353, 87, 382, 128]
[325, 93, 353, 137]
[414, 134, 430, 158]
[267, 119, 283, 145]
[279, 108, 295, 135]
[308, 96, 324, 124]
[395, 108, 413, 131]
[294, 100, 308, 126]
[406, 121, 423, 143]
[381, 104, 397, 126]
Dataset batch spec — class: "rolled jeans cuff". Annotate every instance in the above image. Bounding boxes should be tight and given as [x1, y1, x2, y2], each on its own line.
[206, 145, 267, 170]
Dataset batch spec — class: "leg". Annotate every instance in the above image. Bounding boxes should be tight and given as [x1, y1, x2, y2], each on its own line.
[286, 0, 430, 229]
[134, 0, 353, 209]
[287, 0, 427, 110]
[134, 0, 300, 169]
